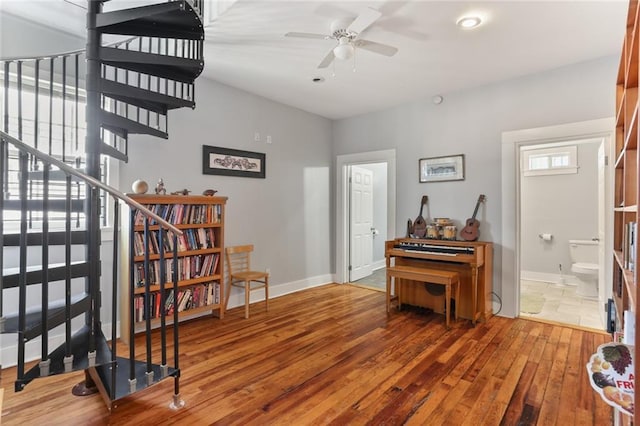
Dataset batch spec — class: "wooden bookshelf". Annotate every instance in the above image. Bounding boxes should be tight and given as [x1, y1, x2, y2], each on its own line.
[120, 194, 227, 344]
[612, 1, 639, 423]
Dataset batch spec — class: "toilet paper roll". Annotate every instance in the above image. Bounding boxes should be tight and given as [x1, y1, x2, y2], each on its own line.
[539, 233, 553, 241]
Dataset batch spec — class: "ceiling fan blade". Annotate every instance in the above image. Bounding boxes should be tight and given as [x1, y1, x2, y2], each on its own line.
[285, 32, 330, 40]
[318, 49, 335, 69]
[354, 39, 398, 57]
[347, 7, 382, 35]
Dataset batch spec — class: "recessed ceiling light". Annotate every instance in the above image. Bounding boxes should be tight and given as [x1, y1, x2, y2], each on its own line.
[457, 16, 482, 29]
[312, 77, 325, 83]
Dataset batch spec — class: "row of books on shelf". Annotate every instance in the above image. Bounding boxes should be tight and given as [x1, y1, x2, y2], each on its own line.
[135, 203, 222, 226]
[622, 221, 637, 272]
[133, 227, 216, 257]
[135, 253, 219, 286]
[133, 282, 221, 322]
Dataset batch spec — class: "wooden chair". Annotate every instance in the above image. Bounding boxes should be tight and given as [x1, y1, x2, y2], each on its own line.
[224, 244, 269, 318]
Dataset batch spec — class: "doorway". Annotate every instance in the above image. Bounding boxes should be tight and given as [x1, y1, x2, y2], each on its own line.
[336, 149, 396, 285]
[500, 117, 614, 320]
[518, 139, 605, 329]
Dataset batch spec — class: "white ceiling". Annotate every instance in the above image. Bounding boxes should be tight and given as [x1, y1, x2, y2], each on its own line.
[1, 0, 629, 120]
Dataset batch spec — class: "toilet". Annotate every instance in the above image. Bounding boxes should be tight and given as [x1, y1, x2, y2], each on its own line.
[569, 239, 599, 298]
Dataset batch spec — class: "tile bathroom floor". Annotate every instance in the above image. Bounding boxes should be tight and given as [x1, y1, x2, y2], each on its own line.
[520, 279, 604, 330]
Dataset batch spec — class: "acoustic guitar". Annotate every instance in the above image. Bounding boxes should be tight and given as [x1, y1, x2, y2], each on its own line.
[412, 196, 429, 238]
[460, 194, 486, 241]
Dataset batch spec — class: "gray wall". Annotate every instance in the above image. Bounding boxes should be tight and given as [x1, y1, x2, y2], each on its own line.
[0, 13, 84, 58]
[121, 77, 334, 299]
[332, 56, 617, 313]
[520, 141, 600, 275]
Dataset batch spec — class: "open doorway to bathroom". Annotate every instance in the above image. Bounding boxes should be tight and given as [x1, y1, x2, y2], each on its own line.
[518, 138, 605, 329]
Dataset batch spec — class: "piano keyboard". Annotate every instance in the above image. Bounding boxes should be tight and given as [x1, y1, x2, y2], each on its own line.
[394, 241, 475, 256]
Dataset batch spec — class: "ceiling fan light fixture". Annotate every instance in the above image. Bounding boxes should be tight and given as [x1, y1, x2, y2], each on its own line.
[457, 16, 482, 29]
[333, 37, 355, 60]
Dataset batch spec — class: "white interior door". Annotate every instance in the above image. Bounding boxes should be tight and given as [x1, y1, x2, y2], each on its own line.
[350, 165, 374, 282]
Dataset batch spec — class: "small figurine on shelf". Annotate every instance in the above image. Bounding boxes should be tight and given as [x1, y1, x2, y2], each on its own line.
[155, 178, 166, 195]
[203, 189, 218, 196]
[171, 189, 191, 196]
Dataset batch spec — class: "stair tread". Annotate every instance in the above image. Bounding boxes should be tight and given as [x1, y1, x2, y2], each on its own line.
[2, 261, 93, 289]
[91, 356, 178, 402]
[96, 1, 203, 40]
[99, 46, 203, 83]
[100, 110, 168, 139]
[100, 78, 194, 112]
[1, 293, 91, 339]
[3, 199, 84, 213]
[16, 325, 114, 392]
[3, 230, 88, 246]
[3, 260, 87, 277]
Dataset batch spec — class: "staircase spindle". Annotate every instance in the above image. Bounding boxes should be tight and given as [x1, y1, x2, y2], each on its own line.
[16, 150, 29, 390]
[2, 62, 9, 197]
[40, 162, 50, 377]
[171, 235, 181, 408]
[63, 173, 73, 366]
[159, 226, 167, 374]
[75, 54, 80, 153]
[143, 218, 153, 384]
[128, 208, 136, 392]
[48, 58, 54, 156]
[34, 59, 40, 165]
[110, 199, 119, 401]
[62, 56, 67, 162]
[17, 61, 34, 230]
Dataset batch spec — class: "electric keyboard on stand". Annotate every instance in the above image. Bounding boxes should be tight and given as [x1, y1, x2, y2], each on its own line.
[385, 238, 493, 324]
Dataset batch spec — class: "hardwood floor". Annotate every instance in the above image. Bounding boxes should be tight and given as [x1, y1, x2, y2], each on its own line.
[0, 284, 612, 425]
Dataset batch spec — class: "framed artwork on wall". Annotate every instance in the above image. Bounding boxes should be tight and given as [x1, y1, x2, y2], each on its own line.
[419, 154, 465, 183]
[202, 145, 266, 178]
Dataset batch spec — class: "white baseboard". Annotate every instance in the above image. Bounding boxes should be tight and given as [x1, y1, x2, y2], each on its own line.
[226, 273, 333, 309]
[1, 275, 334, 368]
[372, 259, 386, 271]
[521, 270, 579, 286]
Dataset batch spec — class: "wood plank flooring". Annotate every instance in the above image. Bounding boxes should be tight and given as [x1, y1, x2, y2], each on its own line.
[0, 284, 612, 425]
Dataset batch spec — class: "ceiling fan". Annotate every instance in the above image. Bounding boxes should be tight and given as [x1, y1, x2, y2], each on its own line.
[285, 7, 398, 69]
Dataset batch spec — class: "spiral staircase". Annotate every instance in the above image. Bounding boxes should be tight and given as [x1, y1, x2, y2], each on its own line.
[1, 0, 204, 409]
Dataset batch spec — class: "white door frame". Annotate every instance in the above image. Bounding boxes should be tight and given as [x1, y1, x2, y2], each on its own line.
[500, 117, 614, 318]
[336, 149, 396, 284]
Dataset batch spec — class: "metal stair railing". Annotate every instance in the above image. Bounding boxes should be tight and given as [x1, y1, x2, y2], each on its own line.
[1, 130, 184, 404]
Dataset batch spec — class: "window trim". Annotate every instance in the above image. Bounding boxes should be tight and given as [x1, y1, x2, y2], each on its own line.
[522, 145, 578, 177]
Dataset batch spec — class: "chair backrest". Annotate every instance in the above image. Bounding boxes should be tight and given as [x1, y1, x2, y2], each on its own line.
[225, 244, 254, 276]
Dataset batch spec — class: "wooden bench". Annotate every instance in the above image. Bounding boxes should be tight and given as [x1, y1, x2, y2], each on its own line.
[386, 265, 460, 328]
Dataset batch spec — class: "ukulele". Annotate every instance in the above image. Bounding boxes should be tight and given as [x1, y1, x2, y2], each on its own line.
[460, 194, 486, 241]
[412, 196, 429, 238]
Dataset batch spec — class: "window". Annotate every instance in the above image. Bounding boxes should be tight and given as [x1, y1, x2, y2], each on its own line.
[522, 145, 578, 176]
[1, 66, 116, 234]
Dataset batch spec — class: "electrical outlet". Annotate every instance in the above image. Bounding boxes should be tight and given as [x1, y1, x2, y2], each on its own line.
[254, 132, 260, 142]
[266, 268, 270, 275]
[266, 135, 272, 144]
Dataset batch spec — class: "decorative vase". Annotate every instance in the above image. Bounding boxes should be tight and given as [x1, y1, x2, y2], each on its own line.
[131, 179, 148, 194]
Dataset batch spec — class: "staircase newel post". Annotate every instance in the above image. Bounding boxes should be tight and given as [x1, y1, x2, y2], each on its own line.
[85, 0, 103, 364]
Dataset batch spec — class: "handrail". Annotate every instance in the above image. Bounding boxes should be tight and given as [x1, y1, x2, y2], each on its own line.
[1, 130, 183, 236]
[0, 36, 134, 63]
